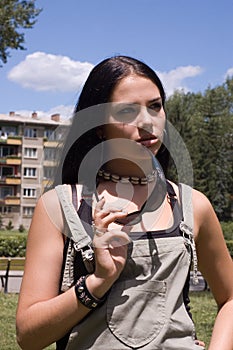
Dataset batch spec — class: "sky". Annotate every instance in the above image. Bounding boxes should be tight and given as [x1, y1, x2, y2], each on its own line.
[1, 0, 233, 120]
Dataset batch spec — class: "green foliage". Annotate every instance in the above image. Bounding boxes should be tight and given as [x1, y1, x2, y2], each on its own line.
[221, 221, 233, 240]
[5, 220, 14, 231]
[166, 77, 233, 221]
[0, 0, 42, 65]
[0, 235, 27, 257]
[0, 215, 3, 229]
[226, 240, 233, 258]
[18, 224, 25, 233]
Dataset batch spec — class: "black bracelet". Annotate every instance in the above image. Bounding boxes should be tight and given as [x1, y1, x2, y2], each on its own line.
[74, 275, 106, 309]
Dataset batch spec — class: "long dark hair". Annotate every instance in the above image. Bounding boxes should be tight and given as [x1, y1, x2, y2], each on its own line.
[61, 55, 170, 184]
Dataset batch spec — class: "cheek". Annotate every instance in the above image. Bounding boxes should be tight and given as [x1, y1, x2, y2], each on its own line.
[104, 124, 125, 139]
[104, 120, 139, 139]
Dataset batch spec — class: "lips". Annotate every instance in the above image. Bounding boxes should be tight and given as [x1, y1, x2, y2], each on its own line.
[136, 135, 159, 147]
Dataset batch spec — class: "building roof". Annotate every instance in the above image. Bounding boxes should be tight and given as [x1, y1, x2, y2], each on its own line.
[0, 113, 70, 127]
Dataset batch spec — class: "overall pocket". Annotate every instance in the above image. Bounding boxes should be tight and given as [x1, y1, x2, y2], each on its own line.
[107, 278, 166, 348]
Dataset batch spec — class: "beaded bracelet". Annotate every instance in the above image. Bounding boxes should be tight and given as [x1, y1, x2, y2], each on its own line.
[75, 275, 106, 309]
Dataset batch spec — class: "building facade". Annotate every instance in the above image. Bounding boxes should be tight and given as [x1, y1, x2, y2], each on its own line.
[0, 112, 68, 230]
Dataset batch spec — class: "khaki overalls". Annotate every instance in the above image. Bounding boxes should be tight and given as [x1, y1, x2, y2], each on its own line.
[55, 184, 205, 350]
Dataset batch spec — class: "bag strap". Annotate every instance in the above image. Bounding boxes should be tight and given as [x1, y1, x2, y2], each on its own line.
[179, 183, 199, 284]
[179, 183, 193, 231]
[55, 184, 92, 249]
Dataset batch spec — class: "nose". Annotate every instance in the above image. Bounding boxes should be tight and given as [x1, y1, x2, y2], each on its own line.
[137, 107, 153, 132]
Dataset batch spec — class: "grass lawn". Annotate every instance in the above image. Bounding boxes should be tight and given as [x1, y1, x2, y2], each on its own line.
[190, 291, 217, 348]
[0, 294, 55, 350]
[0, 291, 217, 350]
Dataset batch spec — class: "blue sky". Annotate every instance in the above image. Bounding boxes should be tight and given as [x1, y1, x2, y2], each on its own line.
[1, 0, 233, 119]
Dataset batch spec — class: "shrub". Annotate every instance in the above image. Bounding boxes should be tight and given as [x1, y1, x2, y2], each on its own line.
[19, 224, 25, 233]
[221, 222, 233, 241]
[0, 235, 27, 257]
[5, 220, 14, 231]
[226, 240, 233, 258]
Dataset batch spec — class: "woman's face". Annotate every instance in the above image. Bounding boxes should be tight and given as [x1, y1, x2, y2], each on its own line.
[103, 74, 166, 156]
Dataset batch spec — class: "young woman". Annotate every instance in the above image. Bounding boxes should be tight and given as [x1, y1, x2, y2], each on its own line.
[16, 56, 233, 350]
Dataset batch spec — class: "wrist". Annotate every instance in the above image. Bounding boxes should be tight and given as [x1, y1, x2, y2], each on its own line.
[74, 275, 106, 309]
[85, 274, 114, 300]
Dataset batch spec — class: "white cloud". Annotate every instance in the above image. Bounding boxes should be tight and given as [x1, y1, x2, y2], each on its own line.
[8, 52, 94, 92]
[157, 65, 203, 96]
[224, 67, 233, 79]
[8, 51, 203, 97]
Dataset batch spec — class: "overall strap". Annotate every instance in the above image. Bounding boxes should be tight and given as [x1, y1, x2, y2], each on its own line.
[179, 183, 199, 285]
[55, 184, 92, 249]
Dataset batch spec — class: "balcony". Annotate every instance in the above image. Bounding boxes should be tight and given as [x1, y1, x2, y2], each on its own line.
[6, 156, 21, 165]
[3, 196, 20, 206]
[43, 140, 59, 148]
[42, 178, 53, 189]
[0, 176, 21, 185]
[0, 136, 22, 145]
[7, 136, 22, 145]
[5, 176, 21, 185]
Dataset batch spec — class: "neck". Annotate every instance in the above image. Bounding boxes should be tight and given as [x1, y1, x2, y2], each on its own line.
[98, 160, 157, 186]
[103, 158, 154, 179]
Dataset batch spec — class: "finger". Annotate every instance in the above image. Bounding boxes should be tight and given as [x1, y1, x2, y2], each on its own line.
[94, 197, 105, 213]
[96, 210, 128, 228]
[93, 229, 131, 249]
[195, 340, 205, 347]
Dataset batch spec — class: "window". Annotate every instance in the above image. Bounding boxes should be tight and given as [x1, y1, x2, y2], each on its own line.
[0, 166, 14, 177]
[0, 146, 16, 157]
[24, 148, 37, 158]
[23, 207, 34, 216]
[24, 167, 36, 177]
[44, 129, 55, 140]
[24, 128, 37, 138]
[44, 147, 56, 160]
[23, 188, 36, 197]
[44, 166, 54, 179]
[0, 206, 12, 214]
[44, 128, 64, 141]
[2, 126, 17, 136]
[0, 187, 13, 198]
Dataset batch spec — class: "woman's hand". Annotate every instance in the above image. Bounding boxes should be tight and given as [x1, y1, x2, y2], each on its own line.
[92, 197, 130, 282]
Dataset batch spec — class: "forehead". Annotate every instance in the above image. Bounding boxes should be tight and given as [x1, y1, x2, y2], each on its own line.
[110, 75, 161, 103]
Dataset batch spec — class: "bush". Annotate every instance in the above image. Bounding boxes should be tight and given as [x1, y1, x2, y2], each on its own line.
[18, 224, 25, 233]
[221, 221, 233, 241]
[5, 220, 14, 231]
[0, 235, 27, 257]
[226, 240, 233, 258]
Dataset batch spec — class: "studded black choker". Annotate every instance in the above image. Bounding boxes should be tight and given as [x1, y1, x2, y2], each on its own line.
[97, 168, 157, 185]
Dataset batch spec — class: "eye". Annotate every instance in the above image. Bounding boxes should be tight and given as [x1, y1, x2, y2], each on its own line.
[149, 101, 162, 113]
[118, 107, 136, 115]
[113, 105, 138, 122]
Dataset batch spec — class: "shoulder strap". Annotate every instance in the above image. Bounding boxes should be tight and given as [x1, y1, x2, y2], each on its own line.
[179, 183, 193, 230]
[55, 184, 92, 249]
[179, 183, 199, 285]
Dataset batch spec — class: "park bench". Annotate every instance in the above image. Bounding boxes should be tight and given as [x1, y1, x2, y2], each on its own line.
[0, 257, 25, 293]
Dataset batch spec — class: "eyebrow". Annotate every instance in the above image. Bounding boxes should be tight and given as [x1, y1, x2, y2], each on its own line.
[148, 97, 162, 103]
[114, 97, 162, 106]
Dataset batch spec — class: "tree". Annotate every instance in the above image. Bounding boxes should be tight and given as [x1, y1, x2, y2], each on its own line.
[166, 78, 233, 221]
[0, 0, 41, 65]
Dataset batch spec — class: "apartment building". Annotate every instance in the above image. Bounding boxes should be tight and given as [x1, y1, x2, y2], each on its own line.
[0, 111, 68, 230]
